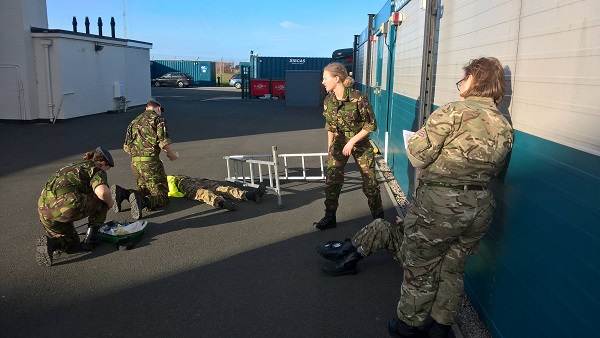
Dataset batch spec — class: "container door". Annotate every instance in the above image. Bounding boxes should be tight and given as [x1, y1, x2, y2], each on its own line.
[371, 37, 386, 146]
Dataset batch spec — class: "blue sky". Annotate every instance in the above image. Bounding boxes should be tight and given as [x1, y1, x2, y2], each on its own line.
[46, 0, 387, 62]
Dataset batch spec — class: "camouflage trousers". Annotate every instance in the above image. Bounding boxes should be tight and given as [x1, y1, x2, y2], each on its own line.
[38, 191, 108, 250]
[353, 218, 404, 260]
[130, 159, 169, 209]
[397, 185, 495, 326]
[174, 175, 246, 208]
[324, 136, 382, 215]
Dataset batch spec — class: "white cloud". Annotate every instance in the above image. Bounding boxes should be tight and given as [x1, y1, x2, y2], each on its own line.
[280, 20, 303, 29]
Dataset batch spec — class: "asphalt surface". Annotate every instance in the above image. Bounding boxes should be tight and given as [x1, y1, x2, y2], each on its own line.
[0, 86, 409, 337]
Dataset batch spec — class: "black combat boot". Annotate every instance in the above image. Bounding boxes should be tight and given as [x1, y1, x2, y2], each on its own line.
[388, 318, 426, 337]
[313, 210, 336, 230]
[129, 192, 150, 220]
[321, 250, 364, 276]
[372, 210, 384, 220]
[246, 181, 267, 203]
[315, 238, 356, 261]
[218, 199, 238, 211]
[428, 320, 452, 338]
[111, 185, 131, 212]
[36, 236, 61, 267]
[81, 225, 101, 251]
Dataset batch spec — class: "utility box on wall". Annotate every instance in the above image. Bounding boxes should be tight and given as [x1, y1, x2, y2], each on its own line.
[285, 70, 322, 107]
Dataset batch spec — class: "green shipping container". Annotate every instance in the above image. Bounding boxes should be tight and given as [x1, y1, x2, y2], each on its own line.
[251, 57, 332, 80]
[151, 60, 217, 86]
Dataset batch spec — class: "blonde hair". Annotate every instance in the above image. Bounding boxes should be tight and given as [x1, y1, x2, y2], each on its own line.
[324, 62, 354, 87]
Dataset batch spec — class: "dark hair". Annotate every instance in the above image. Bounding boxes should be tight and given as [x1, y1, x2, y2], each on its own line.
[147, 101, 161, 109]
[461, 57, 506, 105]
[83, 150, 108, 166]
[324, 62, 355, 87]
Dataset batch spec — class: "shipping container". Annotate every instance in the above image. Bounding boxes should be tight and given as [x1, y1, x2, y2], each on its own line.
[251, 56, 332, 80]
[151, 60, 217, 86]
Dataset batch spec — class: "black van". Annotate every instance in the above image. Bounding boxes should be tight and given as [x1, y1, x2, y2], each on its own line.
[332, 48, 354, 75]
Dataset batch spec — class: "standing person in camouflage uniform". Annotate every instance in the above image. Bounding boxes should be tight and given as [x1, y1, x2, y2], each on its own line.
[316, 57, 514, 338]
[313, 62, 383, 230]
[36, 147, 115, 267]
[167, 174, 267, 211]
[113, 98, 178, 220]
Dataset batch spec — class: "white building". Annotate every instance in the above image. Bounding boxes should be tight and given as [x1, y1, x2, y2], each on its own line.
[0, 0, 152, 122]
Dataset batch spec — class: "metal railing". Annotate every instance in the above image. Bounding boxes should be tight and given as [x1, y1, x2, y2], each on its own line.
[224, 146, 328, 208]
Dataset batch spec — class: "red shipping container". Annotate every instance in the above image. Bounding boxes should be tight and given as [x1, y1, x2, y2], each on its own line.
[271, 80, 286, 98]
[250, 79, 270, 97]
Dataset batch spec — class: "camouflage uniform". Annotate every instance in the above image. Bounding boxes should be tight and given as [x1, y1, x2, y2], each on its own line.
[172, 175, 247, 207]
[396, 96, 514, 326]
[352, 218, 404, 259]
[38, 160, 109, 251]
[322, 87, 382, 215]
[123, 109, 172, 209]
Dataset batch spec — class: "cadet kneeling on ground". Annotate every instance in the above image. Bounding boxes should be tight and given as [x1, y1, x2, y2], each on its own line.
[36, 147, 116, 267]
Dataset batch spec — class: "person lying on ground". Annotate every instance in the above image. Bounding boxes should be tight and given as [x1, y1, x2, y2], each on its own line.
[111, 175, 267, 213]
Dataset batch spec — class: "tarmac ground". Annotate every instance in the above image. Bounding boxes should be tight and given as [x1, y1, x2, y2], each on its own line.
[0, 86, 476, 337]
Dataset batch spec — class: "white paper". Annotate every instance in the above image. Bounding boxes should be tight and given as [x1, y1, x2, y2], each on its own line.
[403, 130, 415, 149]
[99, 220, 147, 236]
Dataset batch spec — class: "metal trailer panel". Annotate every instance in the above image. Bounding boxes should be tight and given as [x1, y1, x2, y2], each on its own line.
[432, 1, 600, 337]
[384, 0, 428, 196]
[285, 70, 322, 107]
[151, 60, 217, 86]
[362, 0, 600, 337]
[254, 57, 332, 80]
[355, 27, 369, 86]
[434, 0, 520, 108]
[436, 0, 600, 156]
[391, 0, 425, 101]
[510, 1, 600, 156]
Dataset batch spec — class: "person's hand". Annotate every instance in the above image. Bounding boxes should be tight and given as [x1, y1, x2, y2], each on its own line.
[168, 151, 179, 161]
[342, 141, 355, 156]
[395, 215, 404, 225]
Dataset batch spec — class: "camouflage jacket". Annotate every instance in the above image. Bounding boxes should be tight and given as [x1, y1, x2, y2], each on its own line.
[123, 109, 172, 157]
[323, 87, 377, 137]
[406, 96, 514, 186]
[42, 160, 108, 195]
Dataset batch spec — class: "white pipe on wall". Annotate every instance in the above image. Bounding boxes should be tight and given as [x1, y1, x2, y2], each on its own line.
[384, 131, 389, 163]
[41, 39, 55, 123]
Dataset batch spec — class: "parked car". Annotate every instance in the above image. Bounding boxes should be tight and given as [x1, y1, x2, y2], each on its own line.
[152, 72, 194, 87]
[229, 73, 242, 89]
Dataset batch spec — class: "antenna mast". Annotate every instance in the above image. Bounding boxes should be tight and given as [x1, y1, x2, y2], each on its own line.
[122, 0, 127, 38]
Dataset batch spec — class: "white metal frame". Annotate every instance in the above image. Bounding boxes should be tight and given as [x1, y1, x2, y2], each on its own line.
[224, 146, 328, 208]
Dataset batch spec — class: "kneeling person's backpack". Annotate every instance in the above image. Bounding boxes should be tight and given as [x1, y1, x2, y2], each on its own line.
[97, 220, 147, 250]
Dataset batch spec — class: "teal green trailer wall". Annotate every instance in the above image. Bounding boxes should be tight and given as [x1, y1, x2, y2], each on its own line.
[375, 89, 600, 337]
